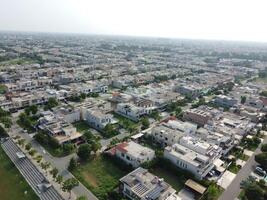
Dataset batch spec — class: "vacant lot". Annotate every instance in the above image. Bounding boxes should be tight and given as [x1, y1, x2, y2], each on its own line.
[150, 165, 185, 192]
[73, 121, 92, 133]
[0, 146, 38, 200]
[72, 155, 128, 200]
[254, 77, 267, 83]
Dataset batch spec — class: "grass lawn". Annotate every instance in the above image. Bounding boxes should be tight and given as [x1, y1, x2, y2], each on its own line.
[149, 166, 185, 192]
[39, 143, 73, 157]
[254, 77, 267, 83]
[113, 112, 140, 132]
[73, 121, 92, 133]
[228, 163, 241, 174]
[239, 154, 249, 161]
[0, 84, 7, 94]
[72, 155, 129, 200]
[0, 146, 39, 200]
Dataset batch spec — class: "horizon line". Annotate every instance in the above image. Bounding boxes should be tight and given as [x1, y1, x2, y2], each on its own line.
[1, 29, 267, 45]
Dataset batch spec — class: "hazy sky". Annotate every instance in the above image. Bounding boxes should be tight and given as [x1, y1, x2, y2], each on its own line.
[1, 0, 267, 42]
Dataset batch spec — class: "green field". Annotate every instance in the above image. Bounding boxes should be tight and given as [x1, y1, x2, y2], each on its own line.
[72, 155, 128, 200]
[0, 146, 38, 200]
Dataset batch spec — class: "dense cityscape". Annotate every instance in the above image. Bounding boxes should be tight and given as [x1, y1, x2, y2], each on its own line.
[0, 32, 267, 200]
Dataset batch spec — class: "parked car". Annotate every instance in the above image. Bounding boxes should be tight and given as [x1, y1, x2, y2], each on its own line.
[255, 166, 267, 176]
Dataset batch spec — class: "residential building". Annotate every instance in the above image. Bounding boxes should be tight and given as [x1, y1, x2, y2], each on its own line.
[164, 144, 214, 179]
[81, 107, 115, 129]
[183, 108, 212, 126]
[151, 124, 184, 147]
[214, 95, 238, 108]
[115, 103, 146, 121]
[109, 141, 155, 168]
[120, 167, 180, 200]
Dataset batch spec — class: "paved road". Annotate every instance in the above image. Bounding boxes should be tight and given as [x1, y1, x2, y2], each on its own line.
[219, 136, 267, 200]
[9, 120, 98, 200]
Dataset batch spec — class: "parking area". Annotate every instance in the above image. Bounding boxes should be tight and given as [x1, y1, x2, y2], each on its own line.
[217, 170, 236, 189]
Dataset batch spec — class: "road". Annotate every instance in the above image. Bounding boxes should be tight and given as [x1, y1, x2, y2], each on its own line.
[219, 136, 267, 200]
[9, 119, 98, 200]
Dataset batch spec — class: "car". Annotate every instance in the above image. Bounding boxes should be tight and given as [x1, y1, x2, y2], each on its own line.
[255, 166, 266, 176]
[208, 171, 215, 176]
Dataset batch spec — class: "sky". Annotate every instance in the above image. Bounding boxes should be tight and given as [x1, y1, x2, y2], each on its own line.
[0, 0, 267, 42]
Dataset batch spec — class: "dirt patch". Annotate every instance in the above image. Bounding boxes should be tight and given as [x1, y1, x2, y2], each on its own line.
[82, 171, 98, 188]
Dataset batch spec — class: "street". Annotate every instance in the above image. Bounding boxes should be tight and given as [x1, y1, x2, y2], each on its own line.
[219, 136, 267, 200]
[8, 118, 98, 200]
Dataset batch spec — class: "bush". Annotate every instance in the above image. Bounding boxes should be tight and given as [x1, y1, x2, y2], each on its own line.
[25, 143, 32, 151]
[261, 144, 267, 152]
[29, 149, 37, 156]
[0, 125, 7, 138]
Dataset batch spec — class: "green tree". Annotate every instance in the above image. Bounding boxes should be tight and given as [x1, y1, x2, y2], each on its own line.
[91, 140, 101, 154]
[150, 110, 161, 121]
[260, 91, 267, 97]
[56, 175, 63, 184]
[261, 144, 267, 152]
[17, 112, 35, 132]
[25, 143, 32, 151]
[34, 132, 48, 144]
[241, 96, 247, 104]
[68, 157, 78, 171]
[103, 124, 117, 137]
[45, 97, 58, 110]
[50, 167, 59, 179]
[62, 143, 75, 154]
[49, 137, 60, 149]
[0, 117, 12, 128]
[141, 117, 150, 130]
[202, 184, 220, 200]
[0, 124, 7, 138]
[83, 130, 94, 142]
[244, 183, 265, 200]
[77, 144, 91, 161]
[62, 178, 79, 198]
[80, 93, 86, 99]
[255, 153, 267, 169]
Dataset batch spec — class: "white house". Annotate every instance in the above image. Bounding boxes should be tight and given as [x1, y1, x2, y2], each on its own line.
[151, 125, 184, 147]
[81, 107, 115, 129]
[164, 143, 215, 179]
[110, 141, 155, 168]
[115, 103, 145, 121]
[55, 107, 80, 124]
